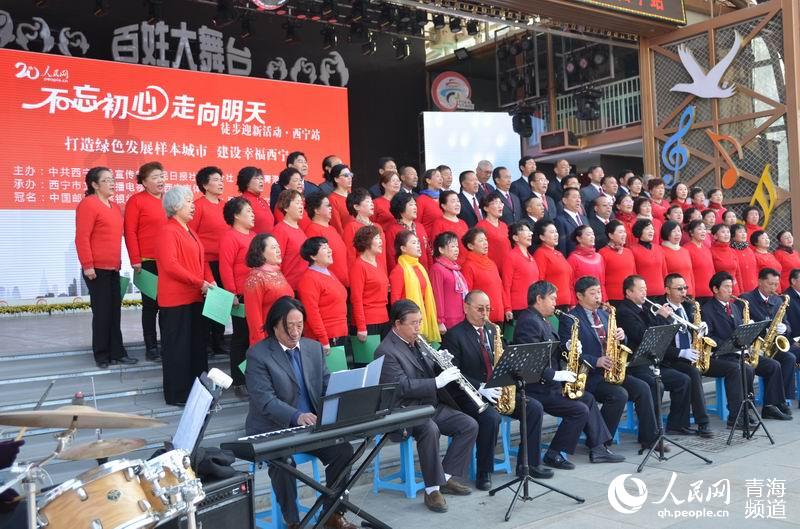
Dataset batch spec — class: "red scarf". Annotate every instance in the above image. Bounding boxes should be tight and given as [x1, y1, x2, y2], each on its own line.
[465, 251, 496, 271]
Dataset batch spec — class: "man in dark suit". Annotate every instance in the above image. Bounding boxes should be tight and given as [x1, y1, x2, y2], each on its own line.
[376, 300, 477, 513]
[554, 188, 589, 256]
[270, 151, 321, 209]
[245, 297, 358, 529]
[564, 276, 658, 451]
[510, 155, 537, 202]
[547, 159, 570, 205]
[527, 171, 558, 220]
[615, 275, 693, 441]
[475, 160, 494, 199]
[740, 268, 795, 418]
[443, 290, 553, 491]
[514, 281, 625, 470]
[589, 195, 613, 250]
[491, 166, 522, 225]
[368, 156, 397, 198]
[579, 166, 604, 208]
[522, 195, 545, 226]
[457, 170, 483, 228]
[784, 268, 800, 346]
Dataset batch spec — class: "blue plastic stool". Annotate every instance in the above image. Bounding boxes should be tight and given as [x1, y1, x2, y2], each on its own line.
[617, 401, 638, 434]
[796, 370, 800, 403]
[372, 436, 425, 498]
[467, 416, 514, 480]
[252, 454, 322, 529]
[755, 376, 764, 406]
[705, 378, 728, 421]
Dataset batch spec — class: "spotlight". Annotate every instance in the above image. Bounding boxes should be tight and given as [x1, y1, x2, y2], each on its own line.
[512, 110, 534, 138]
[593, 50, 608, 66]
[415, 10, 428, 28]
[578, 55, 590, 70]
[454, 47, 470, 61]
[93, 0, 108, 16]
[378, 4, 395, 29]
[250, 0, 288, 11]
[449, 17, 462, 33]
[466, 20, 480, 36]
[321, 26, 338, 49]
[212, 0, 238, 28]
[565, 57, 577, 74]
[575, 89, 602, 120]
[349, 0, 365, 23]
[432, 14, 446, 29]
[283, 21, 299, 44]
[393, 38, 410, 60]
[240, 16, 253, 39]
[362, 33, 377, 56]
[398, 8, 412, 24]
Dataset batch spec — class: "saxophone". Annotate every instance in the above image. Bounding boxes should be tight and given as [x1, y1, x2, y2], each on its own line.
[691, 299, 717, 374]
[731, 295, 757, 368]
[753, 295, 791, 360]
[492, 322, 516, 415]
[555, 310, 588, 399]
[603, 303, 633, 384]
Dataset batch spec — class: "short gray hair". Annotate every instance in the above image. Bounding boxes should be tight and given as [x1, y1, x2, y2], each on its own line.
[477, 160, 492, 171]
[163, 186, 193, 218]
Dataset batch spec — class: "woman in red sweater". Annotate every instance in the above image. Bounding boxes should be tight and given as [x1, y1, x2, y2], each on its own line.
[219, 197, 256, 398]
[634, 197, 662, 245]
[567, 225, 605, 301]
[385, 192, 431, 272]
[429, 232, 469, 333]
[304, 193, 349, 288]
[417, 168, 444, 236]
[76, 167, 135, 368]
[431, 190, 468, 265]
[503, 222, 540, 317]
[243, 234, 293, 346]
[389, 230, 441, 342]
[774, 230, 800, 291]
[669, 182, 691, 210]
[723, 210, 738, 227]
[751, 230, 783, 277]
[648, 178, 668, 221]
[237, 166, 274, 233]
[297, 237, 349, 353]
[710, 224, 743, 295]
[273, 189, 309, 290]
[460, 228, 505, 324]
[188, 166, 228, 356]
[271, 167, 317, 232]
[327, 164, 353, 231]
[614, 194, 636, 247]
[476, 191, 511, 270]
[743, 206, 762, 243]
[630, 219, 668, 297]
[342, 188, 388, 274]
[156, 186, 215, 406]
[599, 220, 636, 304]
[707, 188, 727, 224]
[532, 220, 573, 308]
[683, 220, 716, 301]
[731, 224, 759, 292]
[661, 221, 696, 297]
[373, 171, 401, 232]
[124, 161, 166, 361]
[350, 225, 390, 341]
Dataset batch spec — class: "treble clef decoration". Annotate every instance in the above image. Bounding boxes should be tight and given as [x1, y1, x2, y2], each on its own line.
[661, 105, 695, 187]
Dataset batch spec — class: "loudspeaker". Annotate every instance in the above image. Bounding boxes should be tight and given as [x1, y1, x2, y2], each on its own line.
[160, 472, 254, 529]
[512, 112, 533, 138]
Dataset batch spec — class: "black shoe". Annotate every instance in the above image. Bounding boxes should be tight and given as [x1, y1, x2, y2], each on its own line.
[96, 361, 109, 369]
[777, 402, 793, 416]
[475, 471, 492, 491]
[665, 426, 697, 436]
[762, 405, 792, 421]
[145, 347, 161, 362]
[589, 446, 625, 463]
[543, 452, 575, 470]
[112, 355, 138, 365]
[696, 424, 715, 438]
[234, 385, 250, 400]
[523, 465, 554, 479]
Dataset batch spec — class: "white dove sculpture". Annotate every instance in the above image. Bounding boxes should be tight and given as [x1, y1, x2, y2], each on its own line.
[671, 31, 742, 99]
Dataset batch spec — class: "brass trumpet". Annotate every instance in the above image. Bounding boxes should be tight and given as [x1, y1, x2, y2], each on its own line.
[643, 297, 709, 338]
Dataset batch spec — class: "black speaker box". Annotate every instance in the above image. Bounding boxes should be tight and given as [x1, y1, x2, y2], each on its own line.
[159, 472, 254, 529]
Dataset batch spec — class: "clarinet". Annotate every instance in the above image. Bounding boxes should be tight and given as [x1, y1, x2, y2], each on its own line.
[417, 336, 489, 413]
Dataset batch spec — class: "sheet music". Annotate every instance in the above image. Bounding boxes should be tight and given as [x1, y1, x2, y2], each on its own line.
[321, 356, 385, 426]
[172, 378, 213, 452]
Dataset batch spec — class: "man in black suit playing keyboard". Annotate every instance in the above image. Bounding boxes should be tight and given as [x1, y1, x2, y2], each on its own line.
[245, 296, 358, 529]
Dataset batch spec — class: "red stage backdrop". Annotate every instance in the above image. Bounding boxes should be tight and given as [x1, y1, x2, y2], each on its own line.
[0, 48, 350, 210]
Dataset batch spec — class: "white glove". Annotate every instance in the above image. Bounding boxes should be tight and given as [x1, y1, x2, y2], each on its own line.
[552, 370, 577, 383]
[566, 339, 583, 355]
[776, 323, 787, 335]
[478, 383, 502, 404]
[678, 349, 699, 362]
[435, 366, 461, 389]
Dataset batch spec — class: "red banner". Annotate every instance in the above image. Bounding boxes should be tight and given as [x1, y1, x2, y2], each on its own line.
[0, 49, 350, 210]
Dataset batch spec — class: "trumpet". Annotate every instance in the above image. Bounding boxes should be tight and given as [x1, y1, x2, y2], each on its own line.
[643, 297, 709, 337]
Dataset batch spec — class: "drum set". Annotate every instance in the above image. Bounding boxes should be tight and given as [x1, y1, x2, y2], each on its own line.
[0, 404, 206, 529]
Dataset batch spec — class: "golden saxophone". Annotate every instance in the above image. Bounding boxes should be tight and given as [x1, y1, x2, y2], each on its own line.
[691, 299, 717, 374]
[555, 310, 588, 399]
[492, 322, 516, 415]
[731, 295, 758, 368]
[603, 303, 632, 384]
[754, 294, 791, 360]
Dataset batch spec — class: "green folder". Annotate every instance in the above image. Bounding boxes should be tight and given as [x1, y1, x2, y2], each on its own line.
[133, 269, 158, 300]
[326, 345, 348, 373]
[202, 286, 235, 325]
[503, 321, 516, 343]
[231, 303, 245, 318]
[350, 335, 380, 364]
[239, 359, 247, 375]
[119, 275, 130, 298]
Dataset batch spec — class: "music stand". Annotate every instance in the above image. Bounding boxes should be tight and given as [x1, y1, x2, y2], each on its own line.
[722, 321, 774, 446]
[485, 341, 585, 521]
[634, 325, 714, 473]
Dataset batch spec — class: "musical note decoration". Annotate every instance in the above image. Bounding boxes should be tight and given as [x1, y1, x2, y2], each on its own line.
[706, 129, 744, 189]
[750, 164, 777, 229]
[661, 105, 695, 187]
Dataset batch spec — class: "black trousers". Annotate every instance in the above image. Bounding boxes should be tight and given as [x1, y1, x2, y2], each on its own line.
[83, 269, 127, 363]
[268, 442, 354, 524]
[754, 355, 787, 406]
[772, 350, 797, 399]
[407, 404, 478, 487]
[230, 294, 249, 387]
[460, 395, 544, 473]
[592, 375, 658, 445]
[140, 260, 160, 351]
[205, 261, 227, 351]
[668, 358, 740, 424]
[159, 302, 209, 405]
[627, 365, 691, 430]
[530, 389, 610, 453]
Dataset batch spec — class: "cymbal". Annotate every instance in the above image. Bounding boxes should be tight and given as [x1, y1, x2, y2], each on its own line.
[58, 438, 148, 461]
[0, 405, 166, 429]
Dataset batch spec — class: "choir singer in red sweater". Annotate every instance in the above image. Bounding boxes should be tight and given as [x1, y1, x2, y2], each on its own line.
[349, 225, 390, 341]
[243, 234, 293, 345]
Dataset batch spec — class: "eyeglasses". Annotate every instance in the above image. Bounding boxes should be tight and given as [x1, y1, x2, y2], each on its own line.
[671, 286, 688, 291]
[469, 305, 491, 313]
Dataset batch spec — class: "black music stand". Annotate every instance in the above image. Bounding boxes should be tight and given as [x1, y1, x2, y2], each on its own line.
[722, 321, 774, 446]
[634, 325, 714, 472]
[485, 341, 585, 521]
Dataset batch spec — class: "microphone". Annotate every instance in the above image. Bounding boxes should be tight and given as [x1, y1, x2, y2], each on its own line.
[207, 368, 233, 390]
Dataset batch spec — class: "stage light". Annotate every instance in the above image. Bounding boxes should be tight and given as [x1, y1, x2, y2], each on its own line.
[565, 57, 576, 74]
[362, 33, 377, 56]
[321, 26, 338, 49]
[593, 50, 608, 66]
[449, 17, 462, 33]
[512, 111, 534, 138]
[250, 0, 288, 11]
[378, 4, 395, 29]
[454, 47, 470, 61]
[578, 55, 590, 70]
[393, 38, 410, 61]
[283, 21, 299, 44]
[575, 89, 602, 121]
[415, 10, 428, 28]
[212, 0, 238, 28]
[432, 14, 446, 29]
[398, 8, 412, 24]
[349, 0, 365, 23]
[466, 20, 480, 36]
